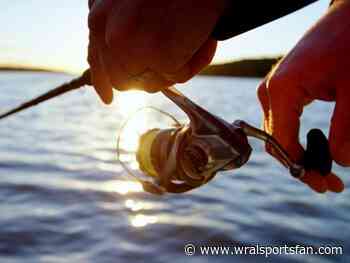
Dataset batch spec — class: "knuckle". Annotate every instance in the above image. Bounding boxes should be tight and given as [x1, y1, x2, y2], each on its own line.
[267, 73, 304, 112]
[266, 74, 285, 97]
[267, 71, 300, 97]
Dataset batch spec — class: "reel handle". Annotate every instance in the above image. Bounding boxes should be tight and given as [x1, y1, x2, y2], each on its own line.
[236, 121, 333, 178]
[304, 129, 332, 176]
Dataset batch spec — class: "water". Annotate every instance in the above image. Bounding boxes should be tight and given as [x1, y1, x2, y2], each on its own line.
[0, 71, 348, 263]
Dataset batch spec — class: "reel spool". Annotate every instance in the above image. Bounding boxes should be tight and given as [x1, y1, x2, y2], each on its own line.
[116, 107, 184, 195]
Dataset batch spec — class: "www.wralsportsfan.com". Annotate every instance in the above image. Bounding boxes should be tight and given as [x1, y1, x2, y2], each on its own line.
[184, 243, 343, 258]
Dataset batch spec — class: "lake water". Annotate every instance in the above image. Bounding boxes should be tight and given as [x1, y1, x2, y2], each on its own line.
[0, 71, 348, 263]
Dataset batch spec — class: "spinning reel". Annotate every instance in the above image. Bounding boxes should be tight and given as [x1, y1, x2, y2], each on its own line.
[117, 87, 331, 195]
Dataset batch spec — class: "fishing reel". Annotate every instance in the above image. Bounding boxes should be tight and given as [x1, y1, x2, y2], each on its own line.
[117, 87, 326, 195]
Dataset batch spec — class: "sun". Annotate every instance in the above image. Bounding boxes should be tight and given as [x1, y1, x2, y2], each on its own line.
[116, 90, 148, 116]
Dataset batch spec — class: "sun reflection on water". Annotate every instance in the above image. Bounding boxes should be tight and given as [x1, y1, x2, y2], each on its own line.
[130, 214, 158, 228]
[125, 200, 159, 227]
[103, 91, 168, 228]
[102, 180, 143, 195]
[125, 199, 144, 212]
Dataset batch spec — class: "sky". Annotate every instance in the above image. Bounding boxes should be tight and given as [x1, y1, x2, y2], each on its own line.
[0, 0, 330, 73]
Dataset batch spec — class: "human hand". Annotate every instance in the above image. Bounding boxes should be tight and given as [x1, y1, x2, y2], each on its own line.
[87, 0, 227, 104]
[257, 0, 350, 193]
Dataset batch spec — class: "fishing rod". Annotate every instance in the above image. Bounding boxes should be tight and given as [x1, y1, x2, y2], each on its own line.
[0, 69, 91, 120]
[0, 66, 332, 194]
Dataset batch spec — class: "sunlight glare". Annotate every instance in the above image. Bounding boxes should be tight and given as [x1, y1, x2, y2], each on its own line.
[116, 91, 151, 154]
[102, 180, 143, 195]
[125, 199, 144, 212]
[120, 116, 149, 153]
[131, 214, 158, 228]
[117, 90, 148, 116]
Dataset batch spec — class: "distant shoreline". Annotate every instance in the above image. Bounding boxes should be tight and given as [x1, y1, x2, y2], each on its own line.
[200, 57, 282, 77]
[0, 66, 67, 74]
[1, 57, 282, 77]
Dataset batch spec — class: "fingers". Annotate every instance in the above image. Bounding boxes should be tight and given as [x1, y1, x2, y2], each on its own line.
[300, 172, 344, 193]
[300, 171, 327, 193]
[88, 0, 116, 104]
[187, 39, 218, 78]
[101, 0, 224, 90]
[88, 31, 113, 104]
[163, 39, 217, 83]
[88, 0, 224, 94]
[329, 86, 350, 166]
[257, 75, 345, 194]
[267, 77, 305, 161]
[115, 38, 217, 91]
[258, 74, 306, 163]
[100, 38, 216, 93]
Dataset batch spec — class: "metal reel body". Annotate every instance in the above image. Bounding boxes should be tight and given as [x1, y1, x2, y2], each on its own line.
[138, 122, 252, 194]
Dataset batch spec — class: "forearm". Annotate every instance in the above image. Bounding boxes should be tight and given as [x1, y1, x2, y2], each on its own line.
[212, 0, 319, 40]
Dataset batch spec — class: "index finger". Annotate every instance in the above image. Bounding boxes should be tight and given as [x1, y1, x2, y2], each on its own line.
[265, 75, 306, 163]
